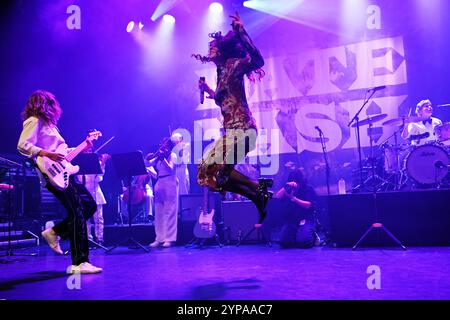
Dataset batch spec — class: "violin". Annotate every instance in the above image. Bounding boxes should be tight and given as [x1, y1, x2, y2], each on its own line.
[145, 137, 172, 161]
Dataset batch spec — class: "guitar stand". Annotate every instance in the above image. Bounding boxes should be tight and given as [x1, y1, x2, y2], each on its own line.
[236, 225, 272, 247]
[185, 234, 222, 249]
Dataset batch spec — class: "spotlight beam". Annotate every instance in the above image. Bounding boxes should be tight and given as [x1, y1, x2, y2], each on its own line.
[243, 0, 353, 38]
[243, 0, 304, 20]
[151, 0, 183, 21]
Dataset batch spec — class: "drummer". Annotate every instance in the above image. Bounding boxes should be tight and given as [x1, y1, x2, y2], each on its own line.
[401, 99, 443, 146]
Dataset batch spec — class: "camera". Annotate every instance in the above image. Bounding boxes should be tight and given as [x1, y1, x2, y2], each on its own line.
[285, 183, 295, 194]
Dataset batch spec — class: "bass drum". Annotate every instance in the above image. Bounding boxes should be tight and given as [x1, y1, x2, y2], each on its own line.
[404, 144, 450, 185]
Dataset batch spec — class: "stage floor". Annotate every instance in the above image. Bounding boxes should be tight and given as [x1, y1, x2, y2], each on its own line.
[1, 244, 450, 300]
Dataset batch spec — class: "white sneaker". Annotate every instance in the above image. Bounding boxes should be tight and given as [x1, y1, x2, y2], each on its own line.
[149, 241, 162, 248]
[67, 262, 102, 274]
[41, 228, 63, 255]
[82, 262, 103, 273]
[67, 265, 77, 274]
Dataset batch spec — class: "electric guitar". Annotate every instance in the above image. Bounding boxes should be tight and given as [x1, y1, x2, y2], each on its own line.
[35, 130, 102, 190]
[193, 187, 216, 238]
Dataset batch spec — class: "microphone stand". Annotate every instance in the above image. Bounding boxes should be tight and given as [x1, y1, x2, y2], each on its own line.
[350, 92, 406, 250]
[348, 89, 377, 192]
[317, 129, 330, 195]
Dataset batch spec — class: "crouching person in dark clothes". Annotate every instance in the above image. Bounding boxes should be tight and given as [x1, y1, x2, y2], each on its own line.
[274, 169, 318, 248]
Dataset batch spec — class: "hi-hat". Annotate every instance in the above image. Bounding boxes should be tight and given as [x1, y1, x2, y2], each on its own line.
[382, 116, 424, 127]
[351, 114, 387, 127]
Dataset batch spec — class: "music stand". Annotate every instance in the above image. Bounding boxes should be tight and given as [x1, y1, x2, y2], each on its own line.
[106, 151, 149, 253]
[72, 153, 109, 251]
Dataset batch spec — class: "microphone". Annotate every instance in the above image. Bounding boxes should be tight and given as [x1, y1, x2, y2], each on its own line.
[315, 126, 323, 135]
[199, 76, 205, 104]
[436, 104, 450, 107]
[368, 85, 386, 92]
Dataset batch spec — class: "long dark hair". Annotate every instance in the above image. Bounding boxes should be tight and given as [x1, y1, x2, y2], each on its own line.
[21, 90, 62, 125]
[192, 30, 264, 81]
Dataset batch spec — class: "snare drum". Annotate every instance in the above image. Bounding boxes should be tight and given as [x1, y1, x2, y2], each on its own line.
[434, 122, 450, 142]
[382, 144, 409, 173]
[404, 144, 450, 185]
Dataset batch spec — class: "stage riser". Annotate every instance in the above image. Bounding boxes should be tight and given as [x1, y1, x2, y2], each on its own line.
[104, 222, 222, 246]
[326, 190, 450, 247]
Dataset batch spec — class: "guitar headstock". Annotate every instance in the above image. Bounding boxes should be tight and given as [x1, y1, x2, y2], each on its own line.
[87, 130, 102, 142]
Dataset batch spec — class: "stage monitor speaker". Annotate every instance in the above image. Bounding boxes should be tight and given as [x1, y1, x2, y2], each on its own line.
[221, 200, 259, 241]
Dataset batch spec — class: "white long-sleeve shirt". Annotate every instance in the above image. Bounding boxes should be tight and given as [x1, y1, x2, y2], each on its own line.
[17, 116, 65, 158]
[17, 116, 66, 185]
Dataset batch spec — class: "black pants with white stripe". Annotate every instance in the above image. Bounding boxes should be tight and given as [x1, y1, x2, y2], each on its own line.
[47, 177, 97, 265]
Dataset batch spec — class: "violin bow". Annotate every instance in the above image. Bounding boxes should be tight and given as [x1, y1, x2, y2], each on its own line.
[94, 135, 115, 153]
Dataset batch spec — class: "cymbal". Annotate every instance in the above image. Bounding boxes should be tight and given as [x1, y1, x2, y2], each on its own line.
[382, 116, 424, 127]
[351, 114, 387, 127]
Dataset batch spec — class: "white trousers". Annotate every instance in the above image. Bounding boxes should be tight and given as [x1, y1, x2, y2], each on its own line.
[154, 176, 178, 243]
[87, 204, 104, 242]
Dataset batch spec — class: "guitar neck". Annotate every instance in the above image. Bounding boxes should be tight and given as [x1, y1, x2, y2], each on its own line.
[203, 187, 208, 214]
[65, 140, 88, 162]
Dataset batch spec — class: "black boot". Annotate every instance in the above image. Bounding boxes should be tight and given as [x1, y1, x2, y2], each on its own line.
[258, 178, 273, 192]
[256, 178, 273, 224]
[218, 169, 273, 224]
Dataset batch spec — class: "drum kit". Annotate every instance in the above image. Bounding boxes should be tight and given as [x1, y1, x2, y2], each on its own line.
[355, 114, 450, 190]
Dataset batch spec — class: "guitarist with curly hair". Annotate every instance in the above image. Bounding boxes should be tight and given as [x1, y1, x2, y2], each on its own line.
[17, 90, 102, 274]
